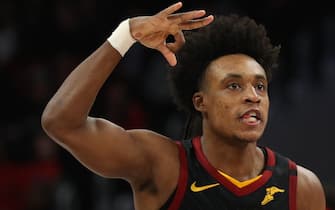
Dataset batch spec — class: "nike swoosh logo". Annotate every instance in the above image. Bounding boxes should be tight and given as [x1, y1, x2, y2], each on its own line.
[190, 181, 220, 192]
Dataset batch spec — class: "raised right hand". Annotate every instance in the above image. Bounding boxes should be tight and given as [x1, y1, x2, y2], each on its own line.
[129, 2, 214, 66]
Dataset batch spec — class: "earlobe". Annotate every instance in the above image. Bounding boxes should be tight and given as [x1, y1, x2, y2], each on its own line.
[193, 92, 206, 112]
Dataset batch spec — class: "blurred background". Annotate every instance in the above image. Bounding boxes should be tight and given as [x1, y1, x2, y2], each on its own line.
[1, 0, 334, 209]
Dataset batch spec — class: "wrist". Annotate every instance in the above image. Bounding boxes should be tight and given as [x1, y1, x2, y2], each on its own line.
[107, 18, 137, 56]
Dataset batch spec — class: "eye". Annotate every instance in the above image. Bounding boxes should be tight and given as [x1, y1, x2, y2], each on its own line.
[255, 83, 266, 91]
[227, 83, 241, 90]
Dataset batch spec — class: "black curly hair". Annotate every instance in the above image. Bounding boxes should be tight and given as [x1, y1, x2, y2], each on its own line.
[167, 14, 281, 139]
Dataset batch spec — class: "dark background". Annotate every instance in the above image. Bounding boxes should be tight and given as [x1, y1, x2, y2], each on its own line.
[1, 0, 334, 209]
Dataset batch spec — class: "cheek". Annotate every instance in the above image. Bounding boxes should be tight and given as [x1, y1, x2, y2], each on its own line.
[210, 100, 233, 120]
[262, 98, 270, 121]
[264, 94, 270, 105]
[204, 92, 235, 121]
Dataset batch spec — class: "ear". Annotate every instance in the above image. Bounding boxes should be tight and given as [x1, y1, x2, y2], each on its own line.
[193, 92, 206, 112]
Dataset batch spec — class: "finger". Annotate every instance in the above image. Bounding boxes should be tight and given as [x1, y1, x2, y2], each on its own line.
[158, 45, 177, 66]
[173, 31, 185, 47]
[167, 31, 185, 53]
[157, 2, 183, 17]
[178, 15, 214, 30]
[168, 10, 207, 23]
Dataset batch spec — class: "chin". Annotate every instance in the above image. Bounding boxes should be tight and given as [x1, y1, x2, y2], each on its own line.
[235, 132, 263, 143]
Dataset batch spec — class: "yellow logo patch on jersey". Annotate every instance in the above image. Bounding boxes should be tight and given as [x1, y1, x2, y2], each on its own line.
[261, 186, 285, 205]
[190, 181, 220, 192]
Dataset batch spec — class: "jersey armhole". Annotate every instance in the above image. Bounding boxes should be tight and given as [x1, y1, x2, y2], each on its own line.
[167, 141, 188, 210]
[288, 159, 297, 210]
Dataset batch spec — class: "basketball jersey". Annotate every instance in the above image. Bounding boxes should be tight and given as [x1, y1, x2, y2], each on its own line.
[160, 136, 297, 210]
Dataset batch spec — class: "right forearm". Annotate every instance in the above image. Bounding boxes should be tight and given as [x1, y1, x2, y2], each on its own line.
[42, 42, 121, 131]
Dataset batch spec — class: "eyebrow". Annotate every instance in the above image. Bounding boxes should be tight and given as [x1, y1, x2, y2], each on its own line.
[224, 73, 267, 80]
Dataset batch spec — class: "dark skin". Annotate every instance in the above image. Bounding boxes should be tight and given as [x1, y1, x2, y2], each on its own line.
[193, 54, 269, 180]
[41, 2, 325, 210]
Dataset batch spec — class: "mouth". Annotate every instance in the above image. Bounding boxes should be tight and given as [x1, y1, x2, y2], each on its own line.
[240, 109, 262, 125]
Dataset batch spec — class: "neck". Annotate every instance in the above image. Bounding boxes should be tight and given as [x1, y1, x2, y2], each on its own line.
[200, 133, 264, 181]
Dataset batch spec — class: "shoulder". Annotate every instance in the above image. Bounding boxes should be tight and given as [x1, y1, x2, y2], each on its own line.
[296, 165, 326, 210]
[127, 129, 180, 155]
[126, 128, 181, 180]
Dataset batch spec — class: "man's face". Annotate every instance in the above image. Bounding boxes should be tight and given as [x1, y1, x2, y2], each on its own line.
[194, 54, 269, 143]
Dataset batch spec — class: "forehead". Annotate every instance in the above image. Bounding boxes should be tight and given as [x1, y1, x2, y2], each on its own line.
[205, 54, 266, 81]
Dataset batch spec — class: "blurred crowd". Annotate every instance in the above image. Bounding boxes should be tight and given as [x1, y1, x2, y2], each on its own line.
[1, 0, 334, 209]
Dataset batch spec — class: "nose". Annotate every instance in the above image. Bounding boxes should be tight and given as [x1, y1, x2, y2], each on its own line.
[243, 85, 260, 104]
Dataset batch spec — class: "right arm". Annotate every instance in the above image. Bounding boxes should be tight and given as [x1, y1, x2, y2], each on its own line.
[296, 165, 326, 210]
[41, 2, 214, 183]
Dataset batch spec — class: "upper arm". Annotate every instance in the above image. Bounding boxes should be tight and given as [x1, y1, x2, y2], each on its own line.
[296, 165, 326, 210]
[48, 116, 176, 183]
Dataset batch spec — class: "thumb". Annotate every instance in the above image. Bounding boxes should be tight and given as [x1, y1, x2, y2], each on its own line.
[158, 45, 177, 66]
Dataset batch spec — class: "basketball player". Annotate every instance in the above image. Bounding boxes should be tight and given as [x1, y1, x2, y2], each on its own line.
[41, 2, 325, 209]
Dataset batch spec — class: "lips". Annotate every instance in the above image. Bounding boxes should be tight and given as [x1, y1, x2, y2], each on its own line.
[240, 109, 262, 125]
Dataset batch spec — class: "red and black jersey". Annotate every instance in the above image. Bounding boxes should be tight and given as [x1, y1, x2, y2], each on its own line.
[160, 136, 297, 210]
